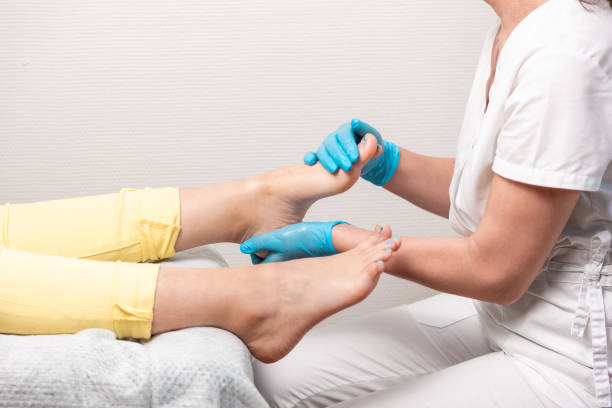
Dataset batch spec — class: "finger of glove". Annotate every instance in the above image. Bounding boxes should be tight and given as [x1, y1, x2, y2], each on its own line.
[316, 144, 339, 173]
[250, 254, 264, 265]
[303, 151, 318, 165]
[240, 234, 283, 254]
[337, 129, 359, 163]
[261, 252, 291, 264]
[323, 133, 352, 171]
[351, 119, 383, 146]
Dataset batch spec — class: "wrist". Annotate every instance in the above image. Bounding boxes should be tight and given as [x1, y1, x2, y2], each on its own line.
[361, 140, 400, 186]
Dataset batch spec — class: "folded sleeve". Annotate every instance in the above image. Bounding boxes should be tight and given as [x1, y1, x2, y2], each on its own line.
[492, 50, 612, 191]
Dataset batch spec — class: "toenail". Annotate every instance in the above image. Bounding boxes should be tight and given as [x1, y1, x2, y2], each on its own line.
[386, 240, 393, 244]
[384, 248, 390, 253]
[379, 227, 384, 232]
[376, 260, 383, 265]
[393, 236, 399, 240]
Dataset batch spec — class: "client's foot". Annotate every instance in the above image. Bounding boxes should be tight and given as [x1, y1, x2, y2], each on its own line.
[234, 234, 401, 363]
[331, 222, 393, 253]
[242, 134, 380, 242]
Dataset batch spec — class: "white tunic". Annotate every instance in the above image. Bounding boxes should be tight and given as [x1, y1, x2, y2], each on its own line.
[447, 0, 612, 406]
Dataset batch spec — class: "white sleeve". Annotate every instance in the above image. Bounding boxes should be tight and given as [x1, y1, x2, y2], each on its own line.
[492, 50, 612, 191]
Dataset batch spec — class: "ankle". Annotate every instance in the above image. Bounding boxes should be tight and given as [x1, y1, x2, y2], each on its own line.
[226, 264, 281, 336]
[230, 177, 265, 243]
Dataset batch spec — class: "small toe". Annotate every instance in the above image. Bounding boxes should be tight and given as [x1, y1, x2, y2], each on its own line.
[365, 260, 385, 278]
[376, 246, 395, 262]
[388, 237, 401, 251]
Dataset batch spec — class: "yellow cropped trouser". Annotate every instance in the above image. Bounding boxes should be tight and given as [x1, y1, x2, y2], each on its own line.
[0, 188, 181, 340]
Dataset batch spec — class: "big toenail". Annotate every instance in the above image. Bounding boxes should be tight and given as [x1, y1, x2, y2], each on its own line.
[376, 260, 383, 265]
[386, 240, 393, 244]
[384, 249, 390, 253]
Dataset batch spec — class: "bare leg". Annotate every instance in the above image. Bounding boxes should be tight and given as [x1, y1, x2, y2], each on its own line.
[152, 234, 401, 363]
[174, 134, 380, 251]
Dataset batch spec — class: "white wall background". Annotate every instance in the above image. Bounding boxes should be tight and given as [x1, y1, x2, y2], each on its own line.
[0, 0, 496, 323]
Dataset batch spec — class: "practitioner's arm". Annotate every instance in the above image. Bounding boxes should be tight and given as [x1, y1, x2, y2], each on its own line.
[335, 174, 580, 305]
[382, 149, 454, 218]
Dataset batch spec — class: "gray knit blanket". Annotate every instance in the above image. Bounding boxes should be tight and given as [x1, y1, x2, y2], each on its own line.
[0, 327, 268, 407]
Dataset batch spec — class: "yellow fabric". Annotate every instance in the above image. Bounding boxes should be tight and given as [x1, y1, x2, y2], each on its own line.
[1, 187, 181, 262]
[0, 187, 181, 339]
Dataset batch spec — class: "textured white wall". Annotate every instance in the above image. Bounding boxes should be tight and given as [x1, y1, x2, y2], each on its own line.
[0, 0, 496, 322]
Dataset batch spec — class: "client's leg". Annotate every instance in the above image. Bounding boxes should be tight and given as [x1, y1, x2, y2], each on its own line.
[152, 235, 401, 363]
[0, 233, 398, 363]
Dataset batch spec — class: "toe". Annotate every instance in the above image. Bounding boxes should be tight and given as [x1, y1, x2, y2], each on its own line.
[377, 248, 393, 262]
[387, 236, 401, 251]
[365, 260, 385, 279]
[355, 134, 379, 168]
[372, 223, 392, 240]
[373, 237, 401, 262]
[380, 236, 401, 252]
[379, 223, 392, 240]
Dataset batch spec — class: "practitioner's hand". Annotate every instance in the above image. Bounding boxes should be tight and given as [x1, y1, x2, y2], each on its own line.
[240, 221, 348, 264]
[303, 119, 400, 186]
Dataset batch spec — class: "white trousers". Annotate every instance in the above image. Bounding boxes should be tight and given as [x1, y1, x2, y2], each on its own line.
[254, 294, 595, 408]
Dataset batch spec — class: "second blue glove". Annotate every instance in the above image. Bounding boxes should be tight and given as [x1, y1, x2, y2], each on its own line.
[239, 221, 348, 264]
[304, 119, 400, 186]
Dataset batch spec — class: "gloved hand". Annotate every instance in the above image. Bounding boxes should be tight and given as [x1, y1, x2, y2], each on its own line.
[303, 118, 400, 186]
[240, 221, 348, 264]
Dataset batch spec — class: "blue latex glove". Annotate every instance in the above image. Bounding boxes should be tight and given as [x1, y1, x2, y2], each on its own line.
[240, 221, 348, 264]
[303, 118, 400, 186]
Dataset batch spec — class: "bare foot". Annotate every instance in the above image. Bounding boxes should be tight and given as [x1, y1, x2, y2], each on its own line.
[234, 234, 401, 363]
[331, 223, 393, 253]
[240, 134, 380, 242]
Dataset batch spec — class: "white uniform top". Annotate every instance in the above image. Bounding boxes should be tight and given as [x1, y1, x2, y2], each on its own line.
[447, 0, 612, 406]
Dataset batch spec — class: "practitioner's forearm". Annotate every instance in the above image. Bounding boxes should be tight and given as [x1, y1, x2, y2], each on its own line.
[383, 148, 454, 218]
[332, 224, 518, 305]
[383, 236, 518, 305]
